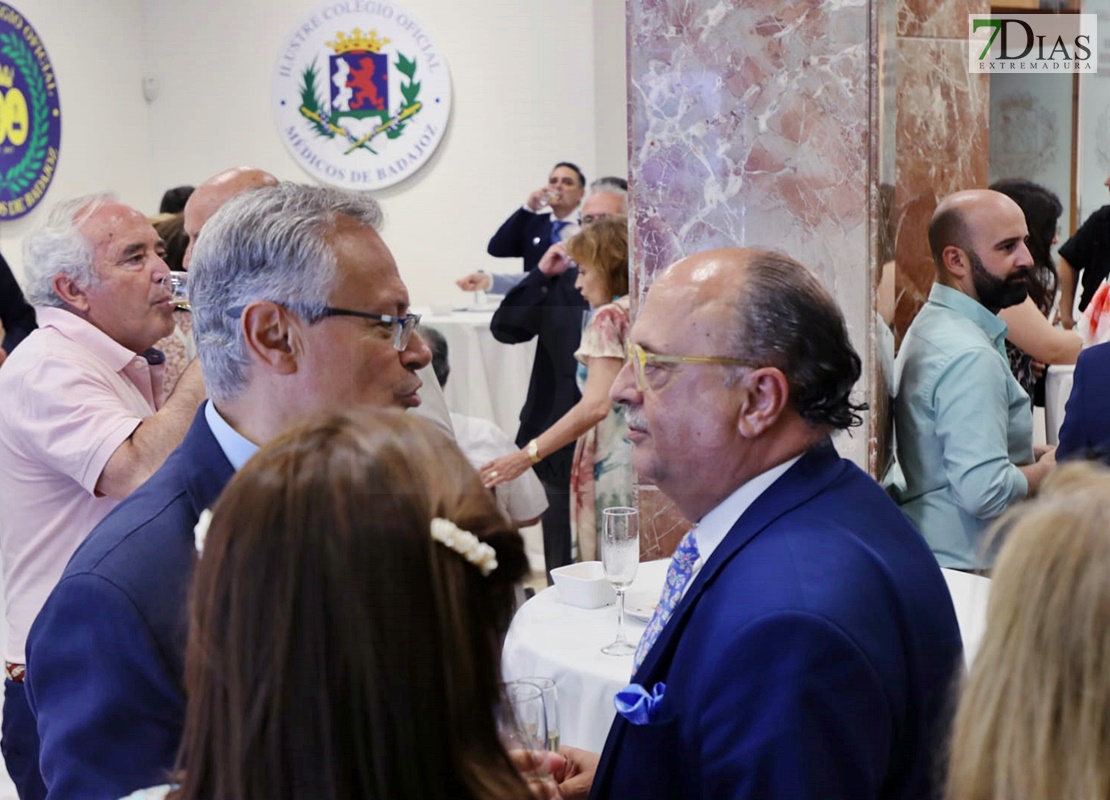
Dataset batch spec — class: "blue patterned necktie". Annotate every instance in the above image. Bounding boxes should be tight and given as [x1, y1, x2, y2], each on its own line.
[550, 219, 567, 247]
[633, 525, 700, 672]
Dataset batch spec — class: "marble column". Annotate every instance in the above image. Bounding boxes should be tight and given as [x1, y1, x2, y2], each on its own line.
[893, 0, 990, 337]
[625, 0, 989, 560]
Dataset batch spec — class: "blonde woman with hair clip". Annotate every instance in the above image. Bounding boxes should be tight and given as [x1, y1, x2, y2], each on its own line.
[946, 460, 1110, 800]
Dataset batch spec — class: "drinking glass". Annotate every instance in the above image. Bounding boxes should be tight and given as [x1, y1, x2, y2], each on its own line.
[519, 676, 559, 751]
[163, 271, 189, 311]
[500, 681, 549, 777]
[600, 506, 640, 655]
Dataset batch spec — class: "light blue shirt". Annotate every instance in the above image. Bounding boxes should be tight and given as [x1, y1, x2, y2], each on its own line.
[889, 283, 1033, 569]
[204, 400, 258, 470]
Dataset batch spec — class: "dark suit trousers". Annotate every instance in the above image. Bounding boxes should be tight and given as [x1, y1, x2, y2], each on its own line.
[535, 448, 573, 580]
[2, 680, 46, 800]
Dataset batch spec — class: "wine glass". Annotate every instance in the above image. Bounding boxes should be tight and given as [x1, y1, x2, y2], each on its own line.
[500, 681, 549, 778]
[600, 506, 640, 656]
[519, 676, 559, 751]
[163, 271, 190, 311]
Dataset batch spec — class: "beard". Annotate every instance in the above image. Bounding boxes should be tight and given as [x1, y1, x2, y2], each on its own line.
[969, 250, 1030, 311]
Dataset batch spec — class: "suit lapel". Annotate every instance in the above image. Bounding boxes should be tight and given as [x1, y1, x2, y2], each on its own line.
[592, 441, 850, 796]
[177, 406, 237, 522]
[632, 440, 846, 682]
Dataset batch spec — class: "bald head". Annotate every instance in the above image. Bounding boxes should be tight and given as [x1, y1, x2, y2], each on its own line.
[183, 167, 278, 268]
[928, 189, 1022, 273]
[651, 247, 864, 431]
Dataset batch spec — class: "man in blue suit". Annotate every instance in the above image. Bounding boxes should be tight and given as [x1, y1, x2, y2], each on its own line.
[1057, 341, 1110, 462]
[486, 162, 586, 274]
[552, 248, 963, 800]
[24, 181, 433, 799]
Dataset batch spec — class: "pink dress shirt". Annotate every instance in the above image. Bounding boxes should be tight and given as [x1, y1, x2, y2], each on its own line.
[0, 307, 164, 664]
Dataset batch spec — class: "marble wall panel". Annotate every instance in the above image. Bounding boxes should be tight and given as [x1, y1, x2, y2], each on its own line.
[893, 36, 990, 336]
[898, 0, 981, 39]
[626, 0, 878, 556]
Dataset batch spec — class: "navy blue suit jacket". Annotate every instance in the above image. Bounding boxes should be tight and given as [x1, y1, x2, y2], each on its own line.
[487, 207, 556, 274]
[490, 267, 587, 459]
[26, 409, 233, 800]
[1057, 342, 1110, 463]
[589, 441, 964, 800]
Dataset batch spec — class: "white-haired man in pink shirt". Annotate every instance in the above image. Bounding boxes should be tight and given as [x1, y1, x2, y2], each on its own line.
[0, 194, 206, 799]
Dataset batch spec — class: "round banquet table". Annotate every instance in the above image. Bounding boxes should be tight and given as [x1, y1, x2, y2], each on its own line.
[416, 306, 536, 438]
[502, 561, 989, 754]
[501, 559, 668, 753]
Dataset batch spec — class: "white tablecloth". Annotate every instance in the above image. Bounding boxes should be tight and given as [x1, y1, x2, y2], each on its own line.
[417, 307, 536, 439]
[502, 561, 989, 753]
[502, 559, 668, 753]
[1044, 363, 1075, 446]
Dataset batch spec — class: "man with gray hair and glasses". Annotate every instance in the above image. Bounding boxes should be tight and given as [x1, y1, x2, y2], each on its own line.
[25, 183, 432, 800]
[0, 194, 206, 800]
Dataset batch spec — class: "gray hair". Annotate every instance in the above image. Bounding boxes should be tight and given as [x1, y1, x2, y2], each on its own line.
[589, 176, 628, 196]
[22, 193, 115, 307]
[189, 182, 384, 403]
[726, 250, 865, 430]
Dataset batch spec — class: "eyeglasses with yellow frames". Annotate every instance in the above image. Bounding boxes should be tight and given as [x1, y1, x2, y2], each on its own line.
[625, 340, 757, 392]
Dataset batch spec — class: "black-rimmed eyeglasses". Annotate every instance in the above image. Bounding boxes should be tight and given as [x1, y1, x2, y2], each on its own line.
[315, 307, 422, 351]
[225, 305, 422, 351]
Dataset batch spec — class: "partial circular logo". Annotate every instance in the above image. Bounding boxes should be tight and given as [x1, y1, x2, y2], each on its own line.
[0, 4, 59, 220]
[272, 0, 451, 191]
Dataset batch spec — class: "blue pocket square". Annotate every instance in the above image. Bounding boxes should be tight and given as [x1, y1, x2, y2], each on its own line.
[614, 681, 666, 725]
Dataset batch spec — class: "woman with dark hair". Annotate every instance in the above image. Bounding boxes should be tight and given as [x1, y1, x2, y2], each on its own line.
[480, 216, 633, 562]
[990, 179, 1080, 404]
[123, 408, 534, 800]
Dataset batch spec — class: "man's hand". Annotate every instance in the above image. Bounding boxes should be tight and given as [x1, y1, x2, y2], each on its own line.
[456, 271, 493, 292]
[551, 746, 599, 800]
[1036, 444, 1057, 464]
[538, 242, 572, 277]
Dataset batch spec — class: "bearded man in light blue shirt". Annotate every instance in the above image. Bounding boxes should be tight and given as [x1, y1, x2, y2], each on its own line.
[891, 189, 1056, 570]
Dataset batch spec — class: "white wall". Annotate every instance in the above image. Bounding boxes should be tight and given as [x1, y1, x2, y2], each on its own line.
[1, 0, 629, 310]
[0, 0, 152, 276]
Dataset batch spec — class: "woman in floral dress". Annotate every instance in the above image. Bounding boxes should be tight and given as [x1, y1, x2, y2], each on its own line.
[481, 216, 632, 561]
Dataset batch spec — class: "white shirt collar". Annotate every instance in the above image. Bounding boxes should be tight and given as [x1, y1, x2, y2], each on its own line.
[204, 400, 259, 471]
[686, 455, 803, 589]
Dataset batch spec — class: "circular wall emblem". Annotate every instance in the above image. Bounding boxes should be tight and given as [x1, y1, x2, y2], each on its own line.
[272, 0, 451, 191]
[0, 3, 60, 220]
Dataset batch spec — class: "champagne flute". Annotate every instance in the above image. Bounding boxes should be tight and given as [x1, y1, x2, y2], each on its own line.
[601, 506, 639, 655]
[500, 681, 549, 778]
[520, 676, 559, 751]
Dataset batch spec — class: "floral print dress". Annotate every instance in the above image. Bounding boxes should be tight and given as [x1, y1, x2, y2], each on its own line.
[570, 296, 633, 561]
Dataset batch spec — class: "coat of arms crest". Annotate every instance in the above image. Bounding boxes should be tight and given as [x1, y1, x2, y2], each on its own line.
[298, 28, 422, 155]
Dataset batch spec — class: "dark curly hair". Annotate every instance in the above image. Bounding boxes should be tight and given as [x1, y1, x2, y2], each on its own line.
[727, 251, 866, 431]
[989, 179, 1062, 315]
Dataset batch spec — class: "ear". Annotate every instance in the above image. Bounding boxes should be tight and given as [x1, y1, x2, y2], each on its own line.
[241, 301, 301, 376]
[52, 273, 91, 312]
[736, 367, 790, 439]
[941, 244, 968, 279]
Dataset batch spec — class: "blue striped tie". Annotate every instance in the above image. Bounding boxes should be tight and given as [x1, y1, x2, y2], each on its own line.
[633, 525, 699, 672]
[550, 219, 567, 247]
